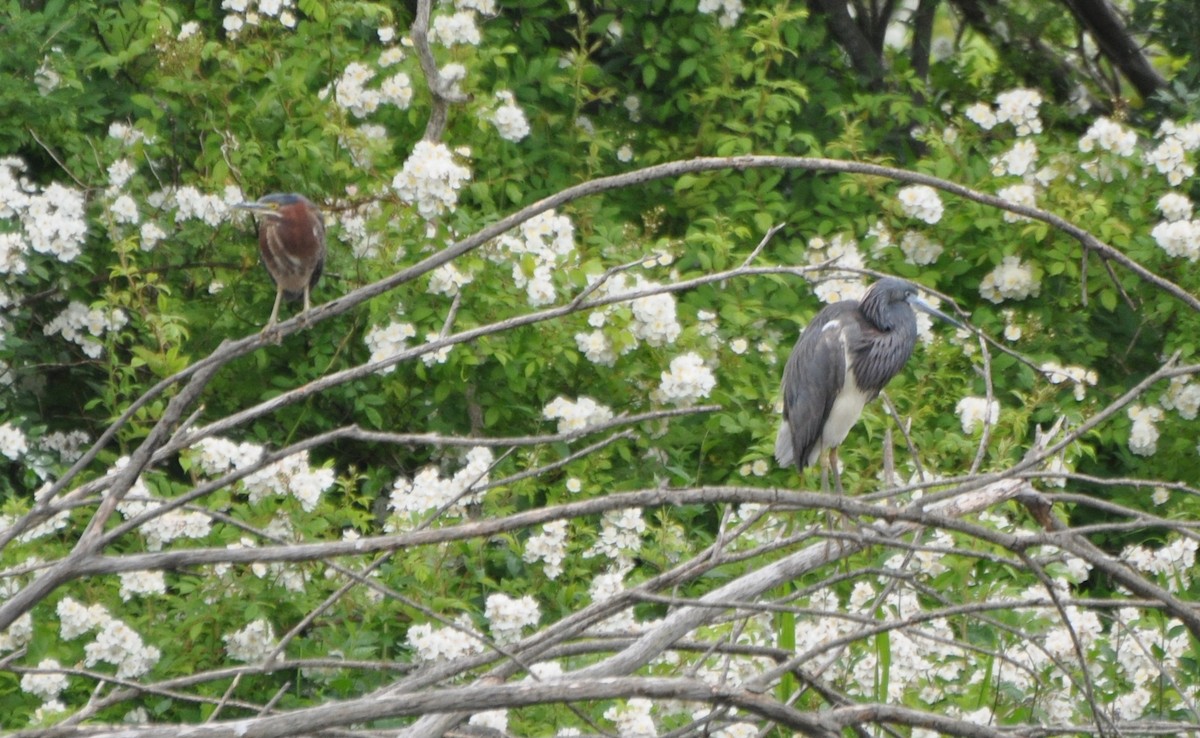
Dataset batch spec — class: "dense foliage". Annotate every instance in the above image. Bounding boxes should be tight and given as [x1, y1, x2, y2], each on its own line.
[1, 0, 1199, 736]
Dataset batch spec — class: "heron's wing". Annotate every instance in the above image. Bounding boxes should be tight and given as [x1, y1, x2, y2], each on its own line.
[776, 306, 850, 470]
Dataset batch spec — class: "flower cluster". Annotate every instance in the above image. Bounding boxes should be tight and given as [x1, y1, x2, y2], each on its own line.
[1078, 117, 1137, 156]
[58, 597, 161, 678]
[408, 616, 485, 662]
[657, 352, 716, 406]
[428, 262, 472, 296]
[575, 329, 618, 366]
[978, 256, 1039, 304]
[604, 698, 657, 737]
[1160, 376, 1200, 419]
[586, 508, 647, 562]
[997, 183, 1036, 222]
[174, 184, 242, 227]
[896, 185, 943, 224]
[188, 437, 333, 512]
[1150, 218, 1200, 261]
[364, 320, 418, 374]
[331, 61, 412, 119]
[43, 301, 128, 358]
[629, 285, 683, 346]
[542, 395, 614, 434]
[109, 460, 213, 551]
[0, 611, 33, 653]
[387, 447, 494, 529]
[392, 141, 472, 219]
[697, 0, 743, 28]
[1040, 361, 1098, 401]
[491, 90, 531, 142]
[1122, 536, 1198, 591]
[898, 231, 943, 265]
[430, 11, 481, 47]
[1146, 120, 1200, 186]
[524, 519, 569, 579]
[118, 570, 167, 601]
[490, 210, 577, 306]
[20, 659, 68, 701]
[484, 593, 540, 643]
[990, 140, 1038, 177]
[805, 233, 866, 304]
[1156, 192, 1193, 222]
[994, 88, 1043, 136]
[223, 618, 277, 663]
[1, 158, 88, 269]
[39, 429, 89, 464]
[1126, 405, 1162, 456]
[955, 396, 1000, 434]
[0, 421, 28, 461]
[588, 564, 637, 633]
[25, 183, 89, 263]
[220, 0, 299, 39]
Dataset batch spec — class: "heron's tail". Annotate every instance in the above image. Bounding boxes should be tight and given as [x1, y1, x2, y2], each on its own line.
[774, 422, 794, 467]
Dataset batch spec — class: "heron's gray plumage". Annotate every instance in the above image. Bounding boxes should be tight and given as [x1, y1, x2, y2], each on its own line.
[775, 278, 958, 474]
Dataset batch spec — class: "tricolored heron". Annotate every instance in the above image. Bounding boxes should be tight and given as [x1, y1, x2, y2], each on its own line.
[233, 193, 326, 331]
[774, 278, 960, 492]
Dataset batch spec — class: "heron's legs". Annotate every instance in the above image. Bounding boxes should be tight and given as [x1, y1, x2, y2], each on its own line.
[299, 285, 312, 326]
[818, 451, 830, 493]
[830, 447, 844, 495]
[263, 287, 285, 344]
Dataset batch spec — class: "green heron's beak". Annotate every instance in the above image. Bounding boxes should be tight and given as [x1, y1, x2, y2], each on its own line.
[908, 294, 964, 329]
[232, 201, 279, 218]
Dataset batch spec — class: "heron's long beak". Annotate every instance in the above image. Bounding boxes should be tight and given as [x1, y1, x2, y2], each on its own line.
[232, 201, 280, 218]
[908, 294, 963, 329]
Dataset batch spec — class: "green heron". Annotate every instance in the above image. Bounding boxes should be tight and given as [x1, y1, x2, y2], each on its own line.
[775, 278, 961, 492]
[233, 193, 326, 331]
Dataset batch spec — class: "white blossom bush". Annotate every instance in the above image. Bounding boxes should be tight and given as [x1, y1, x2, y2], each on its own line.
[2, 2, 1200, 737]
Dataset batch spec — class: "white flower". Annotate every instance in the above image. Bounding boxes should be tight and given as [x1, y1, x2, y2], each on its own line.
[491, 92, 530, 142]
[896, 185, 944, 224]
[84, 616, 161, 678]
[657, 352, 716, 406]
[333, 62, 381, 118]
[119, 570, 166, 600]
[1160, 376, 1200, 419]
[1079, 116, 1137, 156]
[979, 256, 1039, 303]
[430, 11, 481, 47]
[484, 593, 540, 643]
[604, 698, 657, 737]
[997, 183, 1036, 222]
[1150, 219, 1200, 261]
[730, 338, 748, 354]
[392, 141, 472, 218]
[408, 616, 485, 661]
[542, 396, 614, 434]
[955, 396, 1000, 433]
[428, 262, 472, 296]
[224, 619, 277, 663]
[994, 88, 1043, 136]
[20, 659, 68, 700]
[1127, 404, 1162, 456]
[697, 0, 743, 28]
[616, 144, 633, 162]
[364, 320, 417, 374]
[0, 422, 28, 460]
[991, 139, 1038, 176]
[1157, 193, 1193, 222]
[524, 520, 569, 578]
[898, 231, 943, 264]
[380, 73, 413, 108]
[964, 102, 996, 130]
[575, 329, 616, 366]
